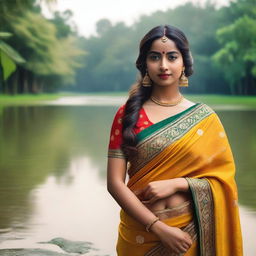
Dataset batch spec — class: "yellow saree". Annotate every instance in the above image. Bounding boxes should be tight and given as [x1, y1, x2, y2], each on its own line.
[116, 102, 243, 256]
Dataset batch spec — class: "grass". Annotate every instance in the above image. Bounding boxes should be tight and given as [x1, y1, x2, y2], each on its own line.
[0, 92, 256, 107]
[0, 93, 62, 106]
[0, 91, 128, 106]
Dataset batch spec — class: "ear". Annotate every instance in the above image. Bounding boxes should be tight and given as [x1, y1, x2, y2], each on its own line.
[181, 66, 185, 74]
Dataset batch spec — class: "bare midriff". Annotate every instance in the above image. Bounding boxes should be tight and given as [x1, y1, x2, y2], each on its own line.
[142, 191, 192, 212]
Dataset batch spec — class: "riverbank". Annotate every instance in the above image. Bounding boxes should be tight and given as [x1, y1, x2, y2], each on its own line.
[0, 95, 255, 255]
[0, 92, 256, 107]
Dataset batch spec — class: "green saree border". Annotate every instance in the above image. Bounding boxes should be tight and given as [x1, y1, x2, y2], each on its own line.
[185, 178, 215, 256]
[128, 103, 215, 176]
[136, 102, 201, 143]
[136, 103, 214, 147]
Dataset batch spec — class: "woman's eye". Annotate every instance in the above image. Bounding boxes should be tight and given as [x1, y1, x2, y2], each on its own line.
[149, 55, 160, 61]
[168, 55, 177, 61]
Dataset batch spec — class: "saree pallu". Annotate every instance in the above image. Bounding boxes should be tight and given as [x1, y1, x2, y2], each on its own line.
[117, 103, 243, 256]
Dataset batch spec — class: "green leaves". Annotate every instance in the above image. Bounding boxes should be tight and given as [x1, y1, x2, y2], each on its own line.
[0, 51, 16, 81]
[0, 39, 25, 64]
[0, 0, 86, 93]
[212, 14, 256, 93]
[0, 32, 12, 39]
[0, 32, 25, 80]
[10, 11, 85, 85]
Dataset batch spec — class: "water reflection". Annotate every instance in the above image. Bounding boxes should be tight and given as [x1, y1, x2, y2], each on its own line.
[218, 110, 256, 209]
[0, 103, 255, 255]
[0, 155, 119, 255]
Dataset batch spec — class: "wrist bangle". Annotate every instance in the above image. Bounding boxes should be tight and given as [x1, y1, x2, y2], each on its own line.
[146, 217, 160, 232]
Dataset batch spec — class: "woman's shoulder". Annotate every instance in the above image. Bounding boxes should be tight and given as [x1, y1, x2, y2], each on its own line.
[198, 102, 215, 113]
[186, 99, 215, 114]
[113, 103, 126, 118]
[183, 98, 216, 117]
[110, 103, 127, 127]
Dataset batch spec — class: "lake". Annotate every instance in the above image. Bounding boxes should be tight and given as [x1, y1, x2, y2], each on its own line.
[0, 95, 255, 255]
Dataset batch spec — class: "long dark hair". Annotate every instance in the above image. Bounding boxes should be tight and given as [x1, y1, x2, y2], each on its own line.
[121, 24, 194, 158]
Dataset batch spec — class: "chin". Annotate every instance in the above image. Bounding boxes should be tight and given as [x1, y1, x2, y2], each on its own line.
[154, 80, 177, 87]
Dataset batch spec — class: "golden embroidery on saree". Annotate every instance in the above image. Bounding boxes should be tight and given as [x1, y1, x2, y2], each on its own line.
[185, 178, 215, 255]
[128, 103, 215, 177]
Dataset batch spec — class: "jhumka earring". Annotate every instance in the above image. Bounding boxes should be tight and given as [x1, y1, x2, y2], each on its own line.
[161, 27, 168, 43]
[141, 71, 152, 87]
[179, 67, 189, 87]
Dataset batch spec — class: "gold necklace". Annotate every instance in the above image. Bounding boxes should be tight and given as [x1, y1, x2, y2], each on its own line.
[150, 94, 184, 107]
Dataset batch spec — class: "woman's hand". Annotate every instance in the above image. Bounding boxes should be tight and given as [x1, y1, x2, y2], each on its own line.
[151, 221, 193, 254]
[134, 179, 177, 204]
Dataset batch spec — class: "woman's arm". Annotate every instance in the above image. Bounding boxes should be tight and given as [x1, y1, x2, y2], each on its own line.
[107, 157, 160, 227]
[175, 178, 190, 192]
[135, 178, 190, 204]
[107, 158, 192, 254]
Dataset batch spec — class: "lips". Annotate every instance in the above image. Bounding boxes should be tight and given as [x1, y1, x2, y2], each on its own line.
[158, 74, 171, 80]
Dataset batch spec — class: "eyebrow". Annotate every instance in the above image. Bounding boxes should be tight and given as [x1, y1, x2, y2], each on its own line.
[148, 51, 179, 55]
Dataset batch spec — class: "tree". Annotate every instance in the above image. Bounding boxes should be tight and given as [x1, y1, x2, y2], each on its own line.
[0, 0, 86, 94]
[8, 10, 85, 92]
[212, 14, 256, 94]
[0, 32, 25, 80]
[96, 19, 112, 36]
[0, 32, 25, 93]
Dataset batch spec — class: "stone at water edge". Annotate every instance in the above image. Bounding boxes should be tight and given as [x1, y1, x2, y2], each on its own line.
[38, 237, 98, 254]
[0, 248, 70, 256]
[0, 248, 112, 256]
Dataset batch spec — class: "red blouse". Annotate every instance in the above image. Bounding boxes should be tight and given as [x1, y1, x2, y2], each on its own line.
[107, 104, 154, 159]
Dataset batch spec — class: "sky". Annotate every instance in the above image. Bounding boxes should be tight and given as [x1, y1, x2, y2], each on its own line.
[42, 0, 230, 38]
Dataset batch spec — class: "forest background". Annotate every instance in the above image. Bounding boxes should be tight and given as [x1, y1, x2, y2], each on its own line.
[0, 0, 256, 96]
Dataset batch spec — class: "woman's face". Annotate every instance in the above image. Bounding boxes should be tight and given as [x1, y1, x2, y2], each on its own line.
[145, 38, 184, 87]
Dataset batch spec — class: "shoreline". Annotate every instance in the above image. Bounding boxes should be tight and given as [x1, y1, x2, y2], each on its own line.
[1, 93, 256, 108]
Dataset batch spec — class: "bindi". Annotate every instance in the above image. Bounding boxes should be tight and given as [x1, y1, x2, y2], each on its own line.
[162, 51, 165, 54]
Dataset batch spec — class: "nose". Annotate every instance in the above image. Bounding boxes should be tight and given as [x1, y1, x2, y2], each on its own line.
[160, 56, 168, 71]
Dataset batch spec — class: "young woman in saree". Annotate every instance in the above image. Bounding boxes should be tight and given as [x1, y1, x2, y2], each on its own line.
[107, 25, 243, 256]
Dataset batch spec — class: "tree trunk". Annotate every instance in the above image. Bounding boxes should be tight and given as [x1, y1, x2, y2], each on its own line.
[23, 69, 29, 93]
[31, 74, 38, 93]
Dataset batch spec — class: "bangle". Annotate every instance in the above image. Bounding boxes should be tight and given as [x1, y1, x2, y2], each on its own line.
[146, 217, 160, 232]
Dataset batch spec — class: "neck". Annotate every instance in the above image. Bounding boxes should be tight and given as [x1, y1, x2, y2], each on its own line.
[151, 85, 181, 102]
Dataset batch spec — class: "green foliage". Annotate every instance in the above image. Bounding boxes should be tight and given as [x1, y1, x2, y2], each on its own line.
[49, 10, 76, 38]
[0, 37, 26, 64]
[0, 32, 12, 38]
[75, 20, 137, 92]
[0, 0, 85, 94]
[1, 0, 255, 95]
[212, 14, 256, 94]
[0, 51, 16, 80]
[0, 32, 25, 80]
[75, 3, 229, 94]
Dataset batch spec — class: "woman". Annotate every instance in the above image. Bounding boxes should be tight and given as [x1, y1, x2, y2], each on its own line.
[107, 25, 243, 256]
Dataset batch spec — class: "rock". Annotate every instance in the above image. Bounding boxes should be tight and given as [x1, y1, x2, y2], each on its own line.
[0, 248, 70, 256]
[39, 237, 97, 254]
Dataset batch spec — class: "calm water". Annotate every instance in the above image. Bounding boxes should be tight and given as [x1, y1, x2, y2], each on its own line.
[0, 96, 256, 255]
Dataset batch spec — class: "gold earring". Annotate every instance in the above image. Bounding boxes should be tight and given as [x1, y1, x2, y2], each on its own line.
[179, 67, 188, 87]
[142, 71, 152, 87]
